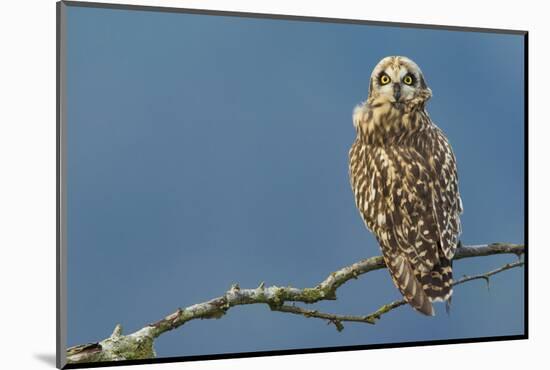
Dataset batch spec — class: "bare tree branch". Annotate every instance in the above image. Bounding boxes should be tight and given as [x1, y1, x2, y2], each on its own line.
[271, 304, 377, 331]
[65, 242, 524, 364]
[454, 260, 524, 286]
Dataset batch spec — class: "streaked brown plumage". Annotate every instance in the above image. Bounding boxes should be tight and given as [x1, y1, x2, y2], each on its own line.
[349, 56, 463, 316]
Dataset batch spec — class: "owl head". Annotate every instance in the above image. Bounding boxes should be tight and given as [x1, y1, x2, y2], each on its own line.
[368, 56, 432, 105]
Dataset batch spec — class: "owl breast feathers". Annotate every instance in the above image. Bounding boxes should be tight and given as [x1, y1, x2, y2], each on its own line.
[349, 56, 463, 316]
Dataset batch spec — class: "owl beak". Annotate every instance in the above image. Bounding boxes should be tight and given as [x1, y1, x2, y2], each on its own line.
[393, 84, 401, 101]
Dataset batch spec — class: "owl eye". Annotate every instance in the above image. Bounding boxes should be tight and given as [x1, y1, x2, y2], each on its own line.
[379, 74, 391, 85]
[403, 74, 414, 85]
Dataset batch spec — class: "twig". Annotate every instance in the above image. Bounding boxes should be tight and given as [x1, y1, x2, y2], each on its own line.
[271, 304, 377, 331]
[454, 260, 525, 286]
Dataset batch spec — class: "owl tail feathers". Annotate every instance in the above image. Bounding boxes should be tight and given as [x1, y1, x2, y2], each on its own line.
[384, 254, 435, 316]
[419, 258, 454, 304]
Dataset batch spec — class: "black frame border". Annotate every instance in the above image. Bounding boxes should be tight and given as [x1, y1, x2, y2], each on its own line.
[56, 1, 529, 369]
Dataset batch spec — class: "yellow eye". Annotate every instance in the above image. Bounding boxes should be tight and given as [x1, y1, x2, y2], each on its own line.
[380, 75, 390, 85]
[403, 75, 413, 85]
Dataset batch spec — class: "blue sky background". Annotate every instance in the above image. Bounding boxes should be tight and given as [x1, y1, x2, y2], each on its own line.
[65, 5, 525, 359]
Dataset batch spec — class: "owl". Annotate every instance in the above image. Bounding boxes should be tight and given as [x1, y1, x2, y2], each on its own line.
[349, 56, 463, 316]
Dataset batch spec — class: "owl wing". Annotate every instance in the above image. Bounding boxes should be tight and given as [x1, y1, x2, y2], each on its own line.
[429, 127, 463, 260]
[382, 145, 442, 273]
[350, 139, 441, 271]
[351, 144, 440, 315]
[349, 133, 461, 314]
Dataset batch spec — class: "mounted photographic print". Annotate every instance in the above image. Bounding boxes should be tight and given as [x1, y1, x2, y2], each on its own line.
[56, 1, 528, 368]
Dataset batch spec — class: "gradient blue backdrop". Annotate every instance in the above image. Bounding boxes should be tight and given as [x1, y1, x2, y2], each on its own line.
[66, 5, 525, 358]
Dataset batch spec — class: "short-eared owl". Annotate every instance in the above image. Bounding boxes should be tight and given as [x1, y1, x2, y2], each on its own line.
[349, 56, 463, 315]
